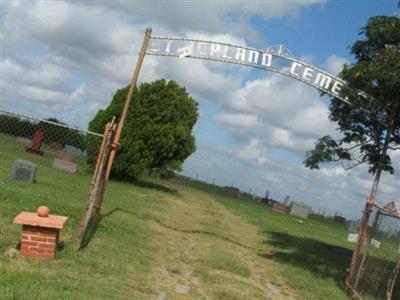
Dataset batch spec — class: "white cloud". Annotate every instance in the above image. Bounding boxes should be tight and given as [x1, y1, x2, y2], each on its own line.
[320, 166, 348, 177]
[213, 69, 340, 153]
[95, 1, 326, 44]
[236, 138, 268, 166]
[215, 113, 261, 128]
[325, 54, 349, 75]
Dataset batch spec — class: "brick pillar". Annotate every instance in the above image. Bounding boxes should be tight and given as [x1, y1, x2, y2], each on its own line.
[20, 225, 59, 259]
[14, 206, 68, 260]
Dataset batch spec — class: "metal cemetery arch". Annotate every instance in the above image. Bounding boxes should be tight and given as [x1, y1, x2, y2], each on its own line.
[147, 36, 352, 105]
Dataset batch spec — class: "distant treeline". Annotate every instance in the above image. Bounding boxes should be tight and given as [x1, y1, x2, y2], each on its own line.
[0, 114, 85, 150]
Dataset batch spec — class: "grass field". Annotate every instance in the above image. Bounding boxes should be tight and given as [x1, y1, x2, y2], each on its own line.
[0, 133, 397, 299]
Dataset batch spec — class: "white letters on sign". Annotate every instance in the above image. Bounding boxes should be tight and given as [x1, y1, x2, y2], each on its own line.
[147, 37, 347, 101]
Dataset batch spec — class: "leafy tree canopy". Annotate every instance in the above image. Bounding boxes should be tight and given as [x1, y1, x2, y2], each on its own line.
[304, 16, 400, 175]
[87, 79, 199, 179]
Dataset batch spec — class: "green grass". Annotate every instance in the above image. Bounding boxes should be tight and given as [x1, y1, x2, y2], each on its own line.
[1, 133, 397, 299]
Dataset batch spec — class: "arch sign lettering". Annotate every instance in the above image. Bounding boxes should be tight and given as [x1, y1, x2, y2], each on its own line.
[147, 36, 351, 104]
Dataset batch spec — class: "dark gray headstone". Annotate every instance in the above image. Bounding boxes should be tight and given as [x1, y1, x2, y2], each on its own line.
[11, 159, 37, 183]
[64, 145, 86, 157]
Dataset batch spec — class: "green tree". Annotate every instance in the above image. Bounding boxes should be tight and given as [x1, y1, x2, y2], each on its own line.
[87, 79, 199, 179]
[304, 16, 400, 176]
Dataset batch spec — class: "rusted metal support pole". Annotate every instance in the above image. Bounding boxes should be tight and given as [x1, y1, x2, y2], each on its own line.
[346, 197, 374, 288]
[77, 120, 115, 249]
[346, 103, 399, 291]
[105, 28, 152, 181]
[90, 117, 115, 194]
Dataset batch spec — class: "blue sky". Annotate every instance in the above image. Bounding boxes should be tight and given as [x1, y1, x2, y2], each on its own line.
[1, 0, 399, 219]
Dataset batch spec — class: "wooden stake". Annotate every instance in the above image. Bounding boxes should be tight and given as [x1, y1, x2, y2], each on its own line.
[105, 28, 152, 181]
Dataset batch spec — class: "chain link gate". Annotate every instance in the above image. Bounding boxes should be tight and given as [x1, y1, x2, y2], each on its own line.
[347, 203, 400, 299]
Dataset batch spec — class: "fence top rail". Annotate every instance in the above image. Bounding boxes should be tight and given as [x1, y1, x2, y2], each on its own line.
[373, 204, 400, 220]
[0, 109, 104, 138]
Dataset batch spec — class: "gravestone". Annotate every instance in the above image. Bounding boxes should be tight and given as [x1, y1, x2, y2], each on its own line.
[371, 239, 381, 249]
[347, 233, 359, 243]
[272, 202, 286, 214]
[11, 159, 37, 183]
[64, 145, 85, 157]
[16, 137, 32, 145]
[26, 128, 44, 156]
[49, 142, 63, 151]
[57, 151, 74, 163]
[52, 151, 78, 174]
[224, 186, 240, 197]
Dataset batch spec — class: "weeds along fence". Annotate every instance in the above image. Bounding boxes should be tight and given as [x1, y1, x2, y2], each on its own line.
[347, 204, 400, 300]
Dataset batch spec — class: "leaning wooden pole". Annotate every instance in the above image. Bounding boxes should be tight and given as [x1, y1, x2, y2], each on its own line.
[105, 28, 152, 181]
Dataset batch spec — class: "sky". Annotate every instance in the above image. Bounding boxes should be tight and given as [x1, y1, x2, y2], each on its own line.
[1, 0, 399, 219]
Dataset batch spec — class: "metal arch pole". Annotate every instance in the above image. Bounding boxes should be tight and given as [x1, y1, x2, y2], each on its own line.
[105, 28, 152, 181]
[346, 103, 399, 290]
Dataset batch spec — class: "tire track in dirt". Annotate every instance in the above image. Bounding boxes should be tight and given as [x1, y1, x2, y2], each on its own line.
[147, 182, 297, 299]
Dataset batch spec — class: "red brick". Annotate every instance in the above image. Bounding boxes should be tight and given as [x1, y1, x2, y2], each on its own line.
[39, 231, 57, 237]
[31, 247, 46, 254]
[21, 241, 38, 247]
[38, 227, 57, 234]
[21, 234, 32, 240]
[20, 244, 31, 251]
[20, 251, 37, 258]
[38, 243, 55, 249]
[31, 236, 50, 242]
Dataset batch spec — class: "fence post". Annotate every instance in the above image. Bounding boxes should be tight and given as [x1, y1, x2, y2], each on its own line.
[346, 197, 374, 288]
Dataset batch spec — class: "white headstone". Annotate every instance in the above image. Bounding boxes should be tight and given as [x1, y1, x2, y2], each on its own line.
[347, 233, 359, 243]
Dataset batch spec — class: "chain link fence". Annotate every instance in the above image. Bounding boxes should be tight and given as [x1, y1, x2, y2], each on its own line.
[0, 108, 103, 213]
[0, 109, 103, 156]
[0, 109, 117, 250]
[348, 204, 400, 299]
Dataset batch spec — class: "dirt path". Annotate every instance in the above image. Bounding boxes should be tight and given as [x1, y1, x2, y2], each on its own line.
[146, 181, 297, 299]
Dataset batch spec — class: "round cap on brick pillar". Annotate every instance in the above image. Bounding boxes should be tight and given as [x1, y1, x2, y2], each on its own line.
[37, 206, 49, 217]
